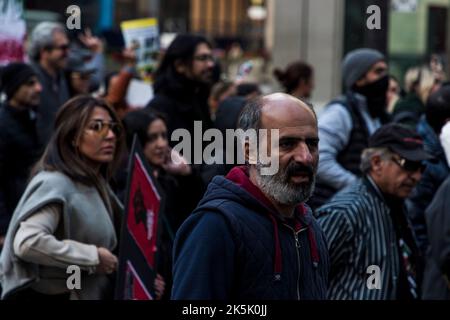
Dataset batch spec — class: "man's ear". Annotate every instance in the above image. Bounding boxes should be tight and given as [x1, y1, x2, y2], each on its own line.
[355, 76, 367, 87]
[244, 139, 258, 165]
[370, 154, 383, 177]
[39, 47, 49, 61]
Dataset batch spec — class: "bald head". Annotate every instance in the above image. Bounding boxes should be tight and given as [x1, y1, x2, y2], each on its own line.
[238, 92, 316, 131]
[260, 93, 316, 130]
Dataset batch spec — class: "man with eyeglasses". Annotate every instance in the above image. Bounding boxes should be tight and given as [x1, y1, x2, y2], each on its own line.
[146, 34, 215, 138]
[310, 48, 390, 210]
[316, 123, 432, 300]
[145, 34, 216, 215]
[28, 22, 71, 145]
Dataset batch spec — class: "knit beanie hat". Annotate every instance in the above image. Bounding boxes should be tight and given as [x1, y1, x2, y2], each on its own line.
[0, 63, 38, 99]
[342, 48, 385, 89]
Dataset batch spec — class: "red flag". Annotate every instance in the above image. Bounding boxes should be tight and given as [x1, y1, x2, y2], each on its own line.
[126, 155, 160, 268]
[116, 136, 164, 300]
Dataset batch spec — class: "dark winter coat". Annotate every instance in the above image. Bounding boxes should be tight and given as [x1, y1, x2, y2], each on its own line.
[171, 166, 329, 300]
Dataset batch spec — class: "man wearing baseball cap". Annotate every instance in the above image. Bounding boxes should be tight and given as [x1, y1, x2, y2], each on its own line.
[310, 48, 390, 209]
[0, 63, 44, 249]
[65, 49, 97, 97]
[316, 123, 430, 300]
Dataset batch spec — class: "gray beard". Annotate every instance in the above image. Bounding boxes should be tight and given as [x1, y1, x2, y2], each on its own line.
[254, 162, 316, 206]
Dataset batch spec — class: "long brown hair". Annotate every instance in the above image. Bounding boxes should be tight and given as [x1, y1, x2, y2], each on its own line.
[32, 95, 125, 194]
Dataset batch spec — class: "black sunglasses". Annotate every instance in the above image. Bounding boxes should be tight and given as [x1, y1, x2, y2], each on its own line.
[51, 44, 70, 51]
[390, 156, 425, 173]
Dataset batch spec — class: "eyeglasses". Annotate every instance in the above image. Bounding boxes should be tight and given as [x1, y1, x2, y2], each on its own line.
[193, 54, 214, 62]
[390, 156, 425, 173]
[86, 120, 121, 138]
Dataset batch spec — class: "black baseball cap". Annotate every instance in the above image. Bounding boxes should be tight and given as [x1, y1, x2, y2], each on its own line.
[368, 123, 433, 162]
[66, 49, 96, 74]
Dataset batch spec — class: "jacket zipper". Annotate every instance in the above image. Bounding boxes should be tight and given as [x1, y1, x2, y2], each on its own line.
[284, 225, 307, 300]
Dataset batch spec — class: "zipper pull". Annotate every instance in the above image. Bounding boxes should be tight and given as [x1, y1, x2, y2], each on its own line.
[294, 233, 300, 248]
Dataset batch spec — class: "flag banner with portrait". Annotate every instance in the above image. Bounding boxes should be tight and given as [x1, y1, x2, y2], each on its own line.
[0, 0, 26, 65]
[115, 136, 164, 300]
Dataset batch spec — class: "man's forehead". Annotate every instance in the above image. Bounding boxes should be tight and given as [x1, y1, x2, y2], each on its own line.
[196, 43, 211, 52]
[53, 32, 68, 43]
[260, 99, 316, 130]
[277, 125, 318, 138]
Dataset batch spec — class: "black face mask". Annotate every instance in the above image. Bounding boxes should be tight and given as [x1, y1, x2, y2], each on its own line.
[354, 74, 389, 118]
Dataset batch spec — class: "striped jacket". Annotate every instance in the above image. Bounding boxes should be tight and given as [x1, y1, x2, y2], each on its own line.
[315, 176, 413, 300]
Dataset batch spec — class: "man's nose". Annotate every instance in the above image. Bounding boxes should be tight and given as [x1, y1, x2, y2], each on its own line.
[293, 142, 313, 164]
[206, 59, 215, 69]
[35, 82, 43, 93]
[410, 170, 422, 183]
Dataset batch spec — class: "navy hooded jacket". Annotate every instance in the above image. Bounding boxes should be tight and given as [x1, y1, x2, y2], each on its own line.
[171, 166, 329, 300]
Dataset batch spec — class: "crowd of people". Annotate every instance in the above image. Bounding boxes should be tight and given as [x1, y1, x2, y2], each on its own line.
[1, 20, 450, 300]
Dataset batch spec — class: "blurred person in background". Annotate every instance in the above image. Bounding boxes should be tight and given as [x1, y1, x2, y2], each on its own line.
[208, 81, 263, 179]
[423, 97, 450, 299]
[393, 66, 441, 128]
[386, 75, 402, 114]
[273, 60, 315, 100]
[310, 48, 389, 210]
[121, 110, 201, 299]
[208, 80, 236, 121]
[28, 22, 70, 144]
[76, 28, 106, 93]
[103, 45, 139, 119]
[145, 34, 215, 139]
[235, 82, 262, 101]
[65, 49, 96, 97]
[405, 85, 450, 257]
[0, 63, 44, 250]
[145, 33, 216, 201]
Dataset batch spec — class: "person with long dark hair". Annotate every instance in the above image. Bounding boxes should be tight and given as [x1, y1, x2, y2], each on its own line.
[121, 110, 198, 299]
[0, 95, 125, 300]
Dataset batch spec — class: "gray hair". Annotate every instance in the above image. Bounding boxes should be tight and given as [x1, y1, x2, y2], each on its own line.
[28, 22, 66, 62]
[360, 147, 392, 173]
[237, 96, 264, 131]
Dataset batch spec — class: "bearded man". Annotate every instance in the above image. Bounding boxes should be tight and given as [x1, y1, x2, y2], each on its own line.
[171, 93, 329, 300]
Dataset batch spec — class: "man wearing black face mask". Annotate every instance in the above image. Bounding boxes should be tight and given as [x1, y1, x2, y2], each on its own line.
[308, 48, 389, 210]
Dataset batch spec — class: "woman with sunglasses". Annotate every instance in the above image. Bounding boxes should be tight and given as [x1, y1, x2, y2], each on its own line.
[0, 95, 125, 300]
